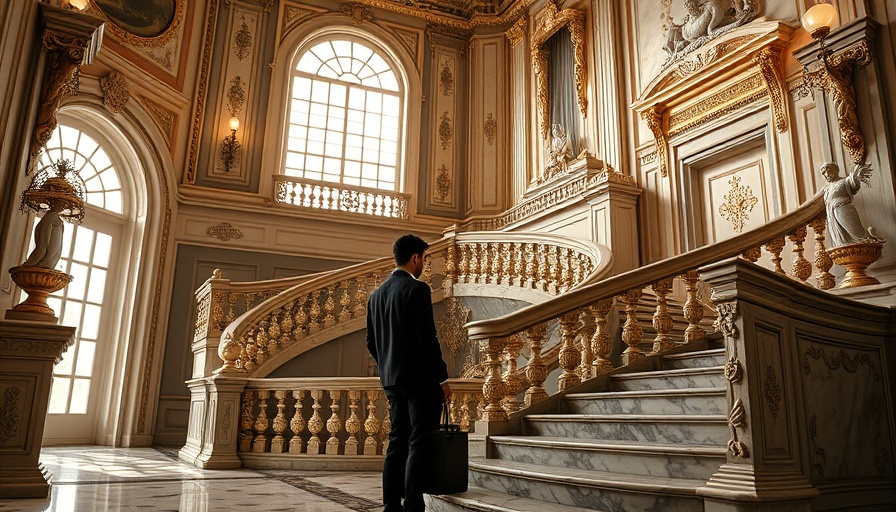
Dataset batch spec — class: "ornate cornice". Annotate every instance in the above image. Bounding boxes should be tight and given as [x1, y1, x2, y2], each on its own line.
[505, 15, 528, 47]
[350, 0, 530, 31]
[667, 72, 766, 136]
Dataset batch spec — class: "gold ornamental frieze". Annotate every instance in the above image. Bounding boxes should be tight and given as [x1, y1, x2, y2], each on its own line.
[667, 72, 766, 136]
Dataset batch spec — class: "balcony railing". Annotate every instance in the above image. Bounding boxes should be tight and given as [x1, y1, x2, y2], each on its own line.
[273, 175, 410, 219]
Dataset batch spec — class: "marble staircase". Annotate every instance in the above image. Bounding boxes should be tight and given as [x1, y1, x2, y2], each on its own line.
[428, 347, 728, 512]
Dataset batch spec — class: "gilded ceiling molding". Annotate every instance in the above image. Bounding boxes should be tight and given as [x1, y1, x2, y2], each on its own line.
[531, 0, 587, 138]
[505, 15, 528, 47]
[641, 105, 669, 178]
[96, 0, 184, 49]
[140, 97, 176, 146]
[718, 175, 758, 233]
[436, 164, 451, 202]
[753, 46, 787, 132]
[99, 72, 130, 114]
[186, 0, 221, 184]
[802, 40, 873, 165]
[207, 222, 244, 242]
[351, 0, 530, 31]
[340, 2, 375, 25]
[484, 113, 497, 145]
[428, 29, 468, 60]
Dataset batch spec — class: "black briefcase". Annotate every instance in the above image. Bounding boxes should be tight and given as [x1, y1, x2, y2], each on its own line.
[420, 402, 468, 495]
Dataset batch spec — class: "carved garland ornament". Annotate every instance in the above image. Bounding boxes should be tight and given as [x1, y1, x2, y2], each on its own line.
[484, 113, 497, 145]
[436, 164, 450, 202]
[764, 365, 781, 420]
[99, 72, 130, 114]
[226, 76, 246, 116]
[531, 0, 587, 139]
[0, 387, 20, 443]
[340, 2, 375, 25]
[234, 18, 252, 60]
[439, 112, 452, 149]
[207, 222, 244, 242]
[440, 60, 454, 96]
[718, 175, 759, 233]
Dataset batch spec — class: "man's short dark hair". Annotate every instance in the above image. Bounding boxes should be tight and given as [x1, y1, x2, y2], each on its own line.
[393, 234, 429, 265]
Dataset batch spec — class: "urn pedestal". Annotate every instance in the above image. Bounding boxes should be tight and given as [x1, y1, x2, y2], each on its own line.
[828, 241, 883, 288]
[5, 265, 72, 322]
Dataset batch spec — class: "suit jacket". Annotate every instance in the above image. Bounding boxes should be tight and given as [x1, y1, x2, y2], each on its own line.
[366, 269, 449, 388]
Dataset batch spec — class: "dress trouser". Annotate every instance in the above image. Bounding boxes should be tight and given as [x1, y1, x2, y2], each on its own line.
[382, 383, 442, 512]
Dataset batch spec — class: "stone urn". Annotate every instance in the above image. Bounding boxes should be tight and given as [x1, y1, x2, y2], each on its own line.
[6, 265, 73, 321]
[828, 241, 884, 288]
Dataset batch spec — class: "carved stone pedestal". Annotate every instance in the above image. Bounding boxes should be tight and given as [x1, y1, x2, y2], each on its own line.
[178, 375, 247, 469]
[0, 320, 75, 498]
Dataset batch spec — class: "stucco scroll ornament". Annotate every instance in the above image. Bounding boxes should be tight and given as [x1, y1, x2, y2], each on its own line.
[99, 72, 130, 114]
[207, 222, 243, 242]
[822, 162, 884, 287]
[662, 0, 762, 66]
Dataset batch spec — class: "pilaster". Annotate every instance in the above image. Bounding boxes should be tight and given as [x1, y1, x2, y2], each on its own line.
[585, 171, 641, 274]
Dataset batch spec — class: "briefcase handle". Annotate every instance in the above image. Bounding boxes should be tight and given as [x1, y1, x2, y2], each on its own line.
[440, 401, 460, 432]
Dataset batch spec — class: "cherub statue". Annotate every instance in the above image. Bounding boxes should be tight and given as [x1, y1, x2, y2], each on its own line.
[23, 202, 65, 269]
[821, 162, 883, 247]
[545, 123, 572, 180]
[663, 0, 760, 62]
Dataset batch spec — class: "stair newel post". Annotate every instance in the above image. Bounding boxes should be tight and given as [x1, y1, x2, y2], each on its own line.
[589, 298, 615, 375]
[680, 270, 706, 343]
[558, 312, 583, 391]
[270, 390, 288, 453]
[252, 390, 271, 453]
[577, 309, 596, 380]
[501, 333, 526, 413]
[809, 217, 835, 289]
[651, 278, 675, 353]
[289, 390, 306, 454]
[617, 289, 645, 365]
[363, 390, 380, 455]
[325, 390, 343, 455]
[524, 323, 549, 406]
[481, 336, 509, 422]
[788, 226, 812, 283]
[344, 390, 361, 455]
[697, 258, 819, 510]
[306, 390, 324, 454]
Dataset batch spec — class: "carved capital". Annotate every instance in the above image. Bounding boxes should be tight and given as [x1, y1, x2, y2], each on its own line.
[506, 15, 528, 47]
[641, 105, 668, 178]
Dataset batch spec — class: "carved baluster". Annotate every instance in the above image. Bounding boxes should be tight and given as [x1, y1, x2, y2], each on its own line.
[226, 293, 236, 324]
[443, 243, 456, 296]
[243, 336, 257, 373]
[338, 281, 352, 321]
[652, 278, 675, 353]
[270, 390, 288, 453]
[468, 243, 480, 283]
[481, 337, 508, 421]
[308, 290, 322, 332]
[457, 243, 469, 283]
[306, 390, 324, 455]
[546, 246, 559, 294]
[788, 226, 812, 283]
[381, 402, 391, 453]
[267, 312, 282, 355]
[280, 304, 294, 344]
[460, 393, 472, 431]
[344, 390, 361, 455]
[325, 390, 342, 455]
[500, 243, 512, 285]
[420, 256, 434, 285]
[293, 294, 308, 338]
[617, 289, 645, 365]
[741, 247, 762, 262]
[490, 243, 502, 285]
[252, 390, 270, 453]
[577, 309, 596, 380]
[558, 312, 582, 390]
[524, 243, 537, 288]
[323, 286, 337, 327]
[560, 248, 573, 292]
[353, 277, 367, 317]
[502, 333, 525, 413]
[572, 252, 584, 286]
[810, 218, 835, 289]
[589, 298, 615, 375]
[239, 391, 256, 452]
[289, 390, 306, 454]
[765, 237, 786, 274]
[255, 324, 268, 366]
[680, 271, 706, 343]
[524, 324, 549, 407]
[478, 243, 490, 285]
[512, 243, 524, 287]
[363, 390, 380, 455]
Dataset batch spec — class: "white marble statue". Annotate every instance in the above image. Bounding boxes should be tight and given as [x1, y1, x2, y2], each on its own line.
[664, 0, 759, 62]
[23, 204, 65, 269]
[821, 162, 882, 247]
[545, 123, 572, 180]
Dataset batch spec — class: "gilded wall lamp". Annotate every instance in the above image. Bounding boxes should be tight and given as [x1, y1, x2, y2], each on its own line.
[28, 2, 104, 172]
[220, 116, 241, 173]
[797, 2, 877, 165]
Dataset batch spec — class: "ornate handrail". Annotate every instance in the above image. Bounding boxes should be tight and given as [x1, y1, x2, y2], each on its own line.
[212, 231, 612, 378]
[467, 191, 831, 422]
[273, 175, 411, 219]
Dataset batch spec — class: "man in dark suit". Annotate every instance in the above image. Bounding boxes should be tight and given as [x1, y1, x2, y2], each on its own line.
[367, 234, 451, 512]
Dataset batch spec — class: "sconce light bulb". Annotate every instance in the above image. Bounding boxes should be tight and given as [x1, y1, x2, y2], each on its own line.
[68, 0, 90, 10]
[229, 116, 240, 132]
[802, 3, 837, 40]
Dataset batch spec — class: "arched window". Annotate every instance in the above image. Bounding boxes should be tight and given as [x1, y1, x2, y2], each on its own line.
[284, 38, 403, 191]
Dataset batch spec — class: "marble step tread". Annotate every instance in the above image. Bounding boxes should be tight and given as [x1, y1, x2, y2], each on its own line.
[565, 387, 725, 400]
[661, 348, 725, 360]
[430, 486, 605, 512]
[489, 436, 727, 457]
[469, 459, 706, 496]
[611, 365, 723, 380]
[524, 413, 727, 424]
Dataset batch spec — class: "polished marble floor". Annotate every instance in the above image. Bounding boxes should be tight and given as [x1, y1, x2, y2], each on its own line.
[0, 447, 384, 512]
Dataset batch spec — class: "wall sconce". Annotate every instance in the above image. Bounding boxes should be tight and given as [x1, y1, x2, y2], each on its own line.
[801, 2, 836, 40]
[220, 116, 241, 173]
[62, 0, 90, 11]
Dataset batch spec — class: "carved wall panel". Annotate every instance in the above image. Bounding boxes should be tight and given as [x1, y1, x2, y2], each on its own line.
[470, 38, 505, 212]
[427, 38, 462, 211]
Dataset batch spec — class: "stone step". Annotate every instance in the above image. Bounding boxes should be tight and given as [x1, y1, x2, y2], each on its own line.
[469, 459, 705, 511]
[609, 366, 725, 391]
[426, 486, 603, 512]
[563, 387, 727, 415]
[523, 414, 729, 445]
[490, 436, 726, 481]
[661, 348, 727, 369]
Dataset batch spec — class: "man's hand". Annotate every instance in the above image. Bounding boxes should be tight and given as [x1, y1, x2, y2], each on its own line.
[441, 383, 452, 402]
